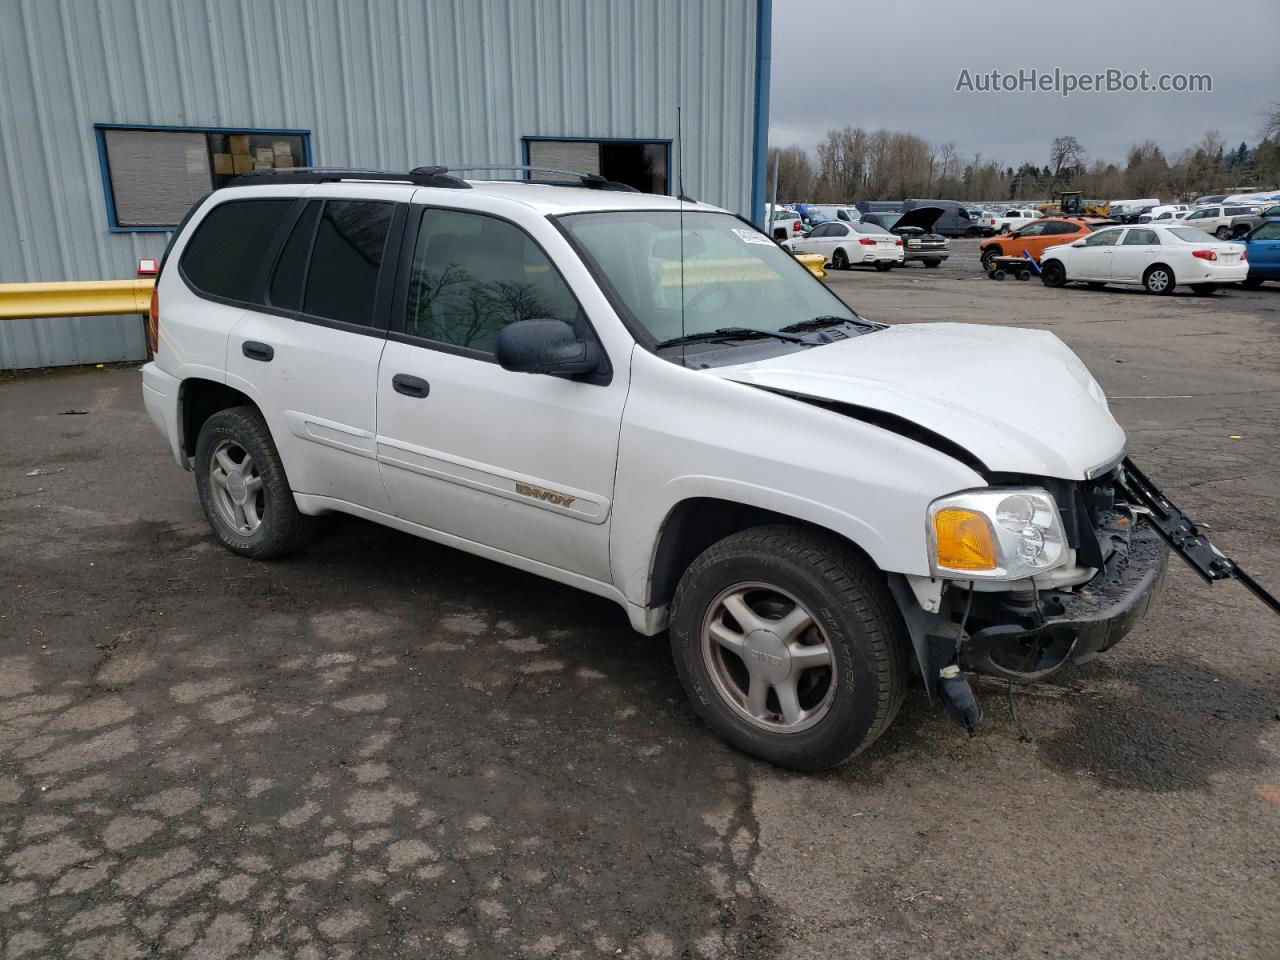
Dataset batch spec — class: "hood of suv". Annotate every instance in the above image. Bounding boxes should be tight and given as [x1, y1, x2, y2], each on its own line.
[717, 322, 1125, 480]
[892, 206, 945, 233]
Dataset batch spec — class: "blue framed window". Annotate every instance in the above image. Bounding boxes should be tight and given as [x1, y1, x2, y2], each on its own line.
[522, 137, 671, 195]
[94, 123, 313, 233]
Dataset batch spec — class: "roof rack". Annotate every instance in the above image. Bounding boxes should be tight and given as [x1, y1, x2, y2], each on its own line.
[226, 166, 471, 189]
[413, 164, 639, 192]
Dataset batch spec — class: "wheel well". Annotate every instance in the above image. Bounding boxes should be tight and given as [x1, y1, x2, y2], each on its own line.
[180, 378, 254, 459]
[647, 498, 877, 610]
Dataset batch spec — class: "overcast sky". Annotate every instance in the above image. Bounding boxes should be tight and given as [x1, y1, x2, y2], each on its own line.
[769, 0, 1280, 168]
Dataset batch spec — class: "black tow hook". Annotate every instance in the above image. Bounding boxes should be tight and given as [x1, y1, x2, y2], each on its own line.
[937, 665, 982, 737]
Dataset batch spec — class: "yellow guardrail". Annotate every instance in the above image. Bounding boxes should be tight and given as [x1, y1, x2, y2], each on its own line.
[795, 253, 827, 278]
[0, 279, 155, 320]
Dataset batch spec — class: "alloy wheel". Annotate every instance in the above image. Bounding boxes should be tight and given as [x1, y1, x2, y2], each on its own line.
[208, 438, 265, 535]
[700, 582, 837, 733]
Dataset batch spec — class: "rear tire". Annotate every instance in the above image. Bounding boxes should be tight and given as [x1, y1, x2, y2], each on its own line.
[1241, 277, 1264, 288]
[668, 525, 908, 771]
[923, 259, 942, 268]
[195, 406, 313, 559]
[1040, 260, 1067, 287]
[1191, 283, 1219, 295]
[874, 261, 894, 272]
[1214, 226, 1231, 240]
[1143, 264, 1176, 295]
[832, 248, 850, 270]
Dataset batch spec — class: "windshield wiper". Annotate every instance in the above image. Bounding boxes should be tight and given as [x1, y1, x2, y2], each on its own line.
[654, 326, 808, 350]
[779, 314, 874, 333]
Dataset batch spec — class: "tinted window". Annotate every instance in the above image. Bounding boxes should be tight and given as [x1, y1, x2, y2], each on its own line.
[1123, 229, 1158, 245]
[1224, 206, 1252, 216]
[268, 201, 320, 310]
[303, 200, 395, 327]
[1044, 222, 1077, 235]
[1083, 229, 1122, 246]
[181, 199, 295, 303]
[1253, 223, 1280, 241]
[406, 209, 579, 353]
[829, 223, 849, 236]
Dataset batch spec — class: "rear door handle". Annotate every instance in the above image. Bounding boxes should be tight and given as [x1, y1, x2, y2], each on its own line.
[242, 341, 274, 362]
[392, 374, 430, 398]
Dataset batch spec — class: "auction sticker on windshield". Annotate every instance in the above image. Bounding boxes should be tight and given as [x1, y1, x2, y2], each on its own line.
[732, 227, 774, 245]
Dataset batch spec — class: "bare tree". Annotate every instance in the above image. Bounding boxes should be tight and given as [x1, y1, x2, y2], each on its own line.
[768, 145, 815, 202]
[1048, 136, 1086, 189]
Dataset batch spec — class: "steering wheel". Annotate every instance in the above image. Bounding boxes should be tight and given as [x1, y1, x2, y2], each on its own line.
[684, 282, 732, 313]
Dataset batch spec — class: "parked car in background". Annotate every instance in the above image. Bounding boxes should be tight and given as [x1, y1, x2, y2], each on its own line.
[860, 207, 950, 266]
[992, 208, 1043, 234]
[1226, 203, 1280, 238]
[1243, 219, 1280, 287]
[1039, 224, 1248, 295]
[1174, 204, 1263, 239]
[1108, 198, 1161, 220]
[770, 208, 805, 242]
[900, 199, 977, 237]
[979, 218, 1096, 271]
[1113, 204, 1159, 224]
[783, 220, 904, 270]
[805, 204, 861, 224]
[854, 200, 905, 217]
[1191, 194, 1229, 206]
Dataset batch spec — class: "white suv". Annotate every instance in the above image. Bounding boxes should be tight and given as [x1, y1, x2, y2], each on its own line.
[1175, 204, 1262, 239]
[143, 166, 1174, 770]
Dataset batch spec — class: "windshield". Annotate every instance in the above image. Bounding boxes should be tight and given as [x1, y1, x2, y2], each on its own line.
[559, 210, 858, 346]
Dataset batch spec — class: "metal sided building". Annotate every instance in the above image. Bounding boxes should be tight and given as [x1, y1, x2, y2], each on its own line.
[0, 0, 772, 369]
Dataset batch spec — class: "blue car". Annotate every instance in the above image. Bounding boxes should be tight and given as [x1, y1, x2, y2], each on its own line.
[1244, 219, 1280, 287]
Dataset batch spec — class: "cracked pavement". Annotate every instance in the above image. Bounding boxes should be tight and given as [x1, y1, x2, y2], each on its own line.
[2, 243, 1277, 958]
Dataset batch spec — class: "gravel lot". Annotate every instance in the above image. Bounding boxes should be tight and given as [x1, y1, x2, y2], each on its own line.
[2, 241, 1278, 959]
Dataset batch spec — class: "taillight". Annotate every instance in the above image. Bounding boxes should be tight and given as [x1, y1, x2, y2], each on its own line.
[894, 238, 903, 246]
[859, 237, 877, 246]
[147, 288, 160, 356]
[1191, 249, 1217, 261]
[1241, 248, 1247, 260]
[793, 220, 802, 232]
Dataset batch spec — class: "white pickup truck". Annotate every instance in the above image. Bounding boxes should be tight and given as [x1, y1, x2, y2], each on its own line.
[142, 167, 1199, 770]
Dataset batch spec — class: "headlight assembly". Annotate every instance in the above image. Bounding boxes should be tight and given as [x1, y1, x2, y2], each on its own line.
[928, 488, 1067, 580]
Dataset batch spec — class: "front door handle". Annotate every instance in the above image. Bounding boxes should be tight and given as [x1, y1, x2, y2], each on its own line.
[392, 374, 430, 398]
[242, 341, 274, 362]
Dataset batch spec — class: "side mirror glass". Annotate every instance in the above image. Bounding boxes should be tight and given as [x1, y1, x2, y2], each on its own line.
[495, 319, 600, 377]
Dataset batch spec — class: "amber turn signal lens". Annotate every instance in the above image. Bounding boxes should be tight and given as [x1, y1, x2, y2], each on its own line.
[933, 508, 997, 571]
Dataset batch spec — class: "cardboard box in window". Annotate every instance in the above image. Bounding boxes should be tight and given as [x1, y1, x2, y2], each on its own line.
[255, 147, 274, 165]
[229, 134, 251, 156]
[232, 154, 254, 174]
[212, 153, 234, 175]
[273, 152, 295, 169]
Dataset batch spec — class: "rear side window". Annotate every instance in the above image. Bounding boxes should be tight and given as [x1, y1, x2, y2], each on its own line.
[268, 201, 321, 310]
[302, 200, 395, 327]
[181, 199, 295, 303]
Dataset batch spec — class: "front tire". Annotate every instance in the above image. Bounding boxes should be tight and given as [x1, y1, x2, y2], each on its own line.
[1143, 264, 1176, 295]
[195, 406, 313, 559]
[1040, 259, 1067, 287]
[980, 248, 1001, 272]
[668, 526, 908, 771]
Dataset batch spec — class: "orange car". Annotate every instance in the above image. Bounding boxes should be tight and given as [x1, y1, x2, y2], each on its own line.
[979, 218, 1106, 271]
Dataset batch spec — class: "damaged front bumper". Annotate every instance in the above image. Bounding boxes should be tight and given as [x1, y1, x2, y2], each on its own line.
[959, 519, 1167, 681]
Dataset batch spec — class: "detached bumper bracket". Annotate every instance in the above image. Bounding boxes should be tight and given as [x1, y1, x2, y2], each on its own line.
[1119, 457, 1279, 615]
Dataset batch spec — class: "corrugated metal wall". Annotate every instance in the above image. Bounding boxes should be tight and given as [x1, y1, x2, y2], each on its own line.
[0, 0, 761, 369]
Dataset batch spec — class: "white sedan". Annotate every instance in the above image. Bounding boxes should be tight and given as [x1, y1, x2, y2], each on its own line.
[783, 221, 904, 270]
[1038, 224, 1248, 295]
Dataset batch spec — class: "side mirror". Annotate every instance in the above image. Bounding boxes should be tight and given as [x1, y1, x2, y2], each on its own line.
[495, 319, 601, 378]
[1071, 240, 1087, 247]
